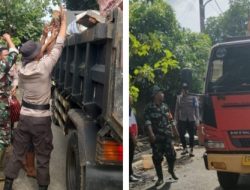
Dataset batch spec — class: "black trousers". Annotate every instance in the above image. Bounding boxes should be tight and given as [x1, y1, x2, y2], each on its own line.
[178, 120, 195, 149]
[151, 138, 176, 180]
[5, 115, 53, 186]
[129, 137, 135, 176]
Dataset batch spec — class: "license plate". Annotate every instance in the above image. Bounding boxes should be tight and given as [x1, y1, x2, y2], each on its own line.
[242, 155, 250, 166]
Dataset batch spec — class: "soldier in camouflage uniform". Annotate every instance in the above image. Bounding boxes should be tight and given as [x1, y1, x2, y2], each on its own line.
[0, 34, 18, 164]
[144, 86, 178, 188]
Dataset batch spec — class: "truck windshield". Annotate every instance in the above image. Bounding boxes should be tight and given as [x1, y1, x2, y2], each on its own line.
[207, 44, 250, 93]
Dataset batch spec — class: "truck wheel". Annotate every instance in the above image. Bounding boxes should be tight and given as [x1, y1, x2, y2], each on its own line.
[217, 171, 239, 189]
[66, 131, 85, 190]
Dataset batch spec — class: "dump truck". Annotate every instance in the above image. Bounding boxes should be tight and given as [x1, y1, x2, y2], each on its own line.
[51, 8, 123, 190]
[200, 36, 250, 189]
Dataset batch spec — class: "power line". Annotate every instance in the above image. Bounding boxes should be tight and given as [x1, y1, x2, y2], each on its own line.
[214, 0, 223, 14]
[209, 2, 220, 15]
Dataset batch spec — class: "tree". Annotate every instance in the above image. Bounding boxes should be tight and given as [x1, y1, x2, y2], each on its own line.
[129, 0, 181, 97]
[129, 33, 179, 101]
[65, 0, 98, 10]
[175, 30, 211, 93]
[130, 0, 211, 101]
[130, 1, 211, 134]
[130, 0, 181, 51]
[205, 0, 250, 44]
[0, 0, 57, 45]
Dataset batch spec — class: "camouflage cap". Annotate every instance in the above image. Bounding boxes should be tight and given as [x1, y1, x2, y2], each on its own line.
[151, 85, 163, 97]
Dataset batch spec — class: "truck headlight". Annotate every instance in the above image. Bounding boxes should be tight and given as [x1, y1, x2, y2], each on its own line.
[205, 140, 225, 149]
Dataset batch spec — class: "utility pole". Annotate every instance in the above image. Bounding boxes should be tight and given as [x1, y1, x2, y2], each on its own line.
[199, 0, 213, 33]
[199, 0, 205, 32]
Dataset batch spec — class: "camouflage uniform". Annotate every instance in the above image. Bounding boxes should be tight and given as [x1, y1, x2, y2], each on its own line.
[0, 50, 18, 151]
[144, 102, 176, 180]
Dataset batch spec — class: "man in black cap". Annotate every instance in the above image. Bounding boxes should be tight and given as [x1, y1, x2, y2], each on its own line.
[144, 86, 178, 188]
[4, 8, 66, 190]
[175, 83, 199, 157]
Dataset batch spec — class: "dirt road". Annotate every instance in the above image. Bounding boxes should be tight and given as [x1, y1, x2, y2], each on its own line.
[130, 146, 250, 190]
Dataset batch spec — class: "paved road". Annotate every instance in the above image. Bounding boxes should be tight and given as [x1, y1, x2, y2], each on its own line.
[130, 146, 250, 190]
[0, 124, 68, 190]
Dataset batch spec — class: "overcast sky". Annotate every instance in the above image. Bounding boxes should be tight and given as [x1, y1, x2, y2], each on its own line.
[167, 0, 229, 32]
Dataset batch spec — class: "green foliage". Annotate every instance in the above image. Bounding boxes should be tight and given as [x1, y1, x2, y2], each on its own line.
[129, 32, 179, 102]
[130, 0, 181, 50]
[129, 0, 211, 105]
[130, 33, 150, 57]
[65, 0, 98, 10]
[0, 0, 52, 45]
[129, 75, 140, 102]
[154, 50, 178, 74]
[129, 0, 182, 103]
[205, 0, 250, 44]
[175, 30, 211, 92]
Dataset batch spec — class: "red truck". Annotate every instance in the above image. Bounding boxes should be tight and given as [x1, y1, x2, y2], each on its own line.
[201, 36, 250, 189]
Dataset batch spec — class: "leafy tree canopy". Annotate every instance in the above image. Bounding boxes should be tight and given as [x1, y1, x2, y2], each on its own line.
[205, 0, 250, 44]
[0, 0, 60, 45]
[130, 0, 211, 105]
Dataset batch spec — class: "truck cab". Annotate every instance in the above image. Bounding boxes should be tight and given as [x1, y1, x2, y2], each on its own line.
[202, 36, 250, 189]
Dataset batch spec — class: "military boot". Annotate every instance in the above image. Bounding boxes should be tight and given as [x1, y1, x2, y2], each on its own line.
[152, 158, 163, 181]
[3, 178, 13, 190]
[39, 185, 48, 190]
[167, 160, 178, 180]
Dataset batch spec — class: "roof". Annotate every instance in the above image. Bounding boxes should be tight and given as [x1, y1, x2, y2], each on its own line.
[213, 36, 250, 49]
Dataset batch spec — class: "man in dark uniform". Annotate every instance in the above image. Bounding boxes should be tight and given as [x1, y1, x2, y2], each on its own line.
[144, 86, 178, 188]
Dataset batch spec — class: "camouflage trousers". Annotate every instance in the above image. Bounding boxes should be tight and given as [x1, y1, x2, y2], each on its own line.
[151, 137, 176, 179]
[0, 96, 11, 172]
[0, 97, 11, 150]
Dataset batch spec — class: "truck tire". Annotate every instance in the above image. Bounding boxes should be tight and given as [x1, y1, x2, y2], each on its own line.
[217, 171, 239, 189]
[66, 131, 85, 190]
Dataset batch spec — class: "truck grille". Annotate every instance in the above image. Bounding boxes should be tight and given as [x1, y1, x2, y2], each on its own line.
[231, 138, 250, 148]
[229, 130, 250, 148]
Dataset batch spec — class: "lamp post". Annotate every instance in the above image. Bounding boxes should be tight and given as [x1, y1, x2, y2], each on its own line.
[199, 0, 213, 32]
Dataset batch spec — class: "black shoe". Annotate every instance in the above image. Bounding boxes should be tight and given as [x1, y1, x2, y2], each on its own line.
[168, 170, 178, 180]
[39, 185, 48, 190]
[3, 178, 13, 190]
[129, 175, 139, 182]
[155, 179, 165, 189]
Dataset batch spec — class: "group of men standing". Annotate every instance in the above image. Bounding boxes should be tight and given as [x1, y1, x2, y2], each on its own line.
[129, 83, 200, 188]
